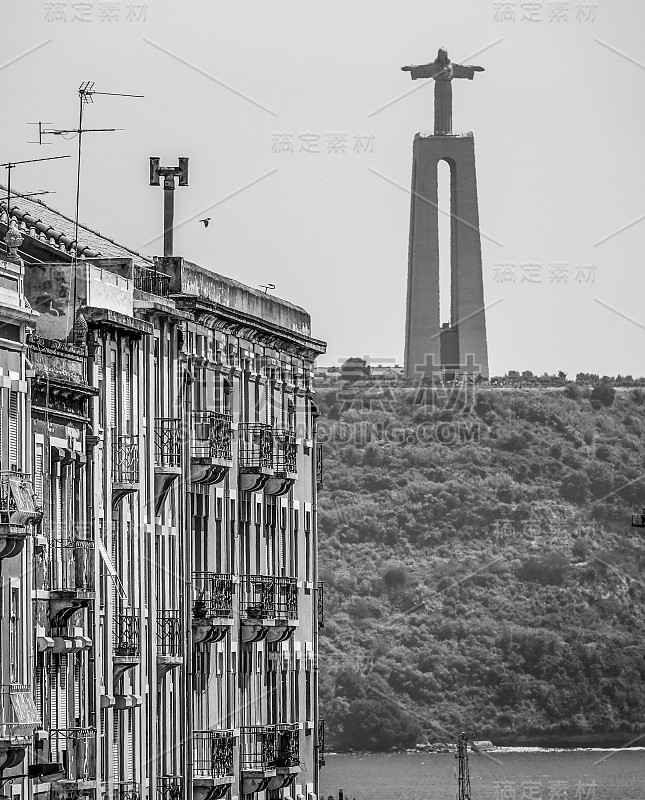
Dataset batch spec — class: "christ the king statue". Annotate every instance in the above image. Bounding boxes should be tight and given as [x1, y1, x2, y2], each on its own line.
[402, 48, 484, 135]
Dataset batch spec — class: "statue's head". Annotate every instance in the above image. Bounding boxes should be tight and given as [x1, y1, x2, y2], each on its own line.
[437, 48, 450, 64]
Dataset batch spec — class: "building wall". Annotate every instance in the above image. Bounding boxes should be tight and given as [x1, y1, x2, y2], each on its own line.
[0, 246, 325, 800]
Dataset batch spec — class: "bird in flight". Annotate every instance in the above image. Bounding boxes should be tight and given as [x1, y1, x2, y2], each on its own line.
[199, 218, 211, 227]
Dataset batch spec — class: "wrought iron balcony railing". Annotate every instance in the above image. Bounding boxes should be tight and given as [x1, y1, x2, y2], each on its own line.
[50, 727, 96, 781]
[317, 581, 324, 629]
[112, 432, 139, 484]
[115, 782, 141, 800]
[316, 443, 324, 489]
[157, 777, 182, 800]
[74, 540, 95, 590]
[274, 577, 298, 621]
[274, 429, 297, 475]
[632, 510, 645, 527]
[193, 730, 235, 778]
[192, 573, 234, 619]
[317, 719, 325, 767]
[238, 423, 273, 471]
[191, 411, 232, 461]
[134, 265, 171, 298]
[275, 724, 300, 768]
[0, 471, 41, 526]
[240, 726, 276, 772]
[155, 418, 181, 468]
[114, 609, 140, 657]
[51, 541, 95, 592]
[240, 575, 275, 620]
[157, 610, 182, 657]
[0, 684, 40, 739]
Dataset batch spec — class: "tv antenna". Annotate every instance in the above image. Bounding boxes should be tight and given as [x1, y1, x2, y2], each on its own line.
[1, 155, 70, 256]
[32, 81, 143, 335]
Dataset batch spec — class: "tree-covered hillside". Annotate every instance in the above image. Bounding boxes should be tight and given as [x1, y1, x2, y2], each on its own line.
[316, 383, 645, 750]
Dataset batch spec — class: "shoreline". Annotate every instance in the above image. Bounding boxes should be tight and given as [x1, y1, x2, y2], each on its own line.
[327, 732, 645, 756]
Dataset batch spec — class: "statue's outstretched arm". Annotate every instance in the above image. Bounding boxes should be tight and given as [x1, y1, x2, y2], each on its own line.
[451, 64, 485, 80]
[401, 63, 443, 80]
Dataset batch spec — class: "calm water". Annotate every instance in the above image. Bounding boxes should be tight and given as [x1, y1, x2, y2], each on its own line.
[321, 750, 645, 800]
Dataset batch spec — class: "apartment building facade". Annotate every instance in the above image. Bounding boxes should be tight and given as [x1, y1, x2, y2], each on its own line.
[0, 194, 326, 800]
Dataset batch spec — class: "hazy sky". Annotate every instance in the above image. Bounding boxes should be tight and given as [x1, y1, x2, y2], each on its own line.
[3, 0, 645, 376]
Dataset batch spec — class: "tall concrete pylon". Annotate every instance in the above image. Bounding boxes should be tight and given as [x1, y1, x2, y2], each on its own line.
[402, 49, 489, 380]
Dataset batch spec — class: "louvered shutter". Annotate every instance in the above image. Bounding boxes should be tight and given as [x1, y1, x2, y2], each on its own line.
[8, 392, 18, 470]
[113, 709, 120, 778]
[124, 352, 131, 433]
[110, 361, 117, 429]
[34, 442, 44, 506]
[125, 709, 133, 779]
[74, 654, 81, 720]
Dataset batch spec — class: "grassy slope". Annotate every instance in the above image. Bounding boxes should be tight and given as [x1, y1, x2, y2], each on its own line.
[316, 384, 645, 750]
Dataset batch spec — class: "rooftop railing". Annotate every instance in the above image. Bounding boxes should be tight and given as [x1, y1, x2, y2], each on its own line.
[134, 265, 171, 298]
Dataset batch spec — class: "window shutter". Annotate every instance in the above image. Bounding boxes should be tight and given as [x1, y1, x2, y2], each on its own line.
[110, 361, 117, 429]
[34, 442, 44, 506]
[8, 391, 18, 470]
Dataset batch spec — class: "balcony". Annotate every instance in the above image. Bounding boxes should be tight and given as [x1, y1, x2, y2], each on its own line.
[0, 684, 40, 742]
[50, 727, 96, 784]
[240, 726, 276, 795]
[157, 610, 183, 678]
[240, 575, 275, 642]
[191, 411, 232, 485]
[157, 777, 182, 800]
[317, 719, 325, 768]
[154, 418, 182, 515]
[275, 724, 300, 770]
[632, 509, 645, 527]
[238, 423, 274, 492]
[114, 609, 140, 681]
[0, 473, 41, 560]
[115, 782, 141, 800]
[265, 429, 297, 496]
[192, 573, 234, 645]
[316, 443, 324, 490]
[49, 541, 95, 626]
[134, 265, 171, 298]
[270, 577, 298, 642]
[193, 730, 235, 800]
[317, 581, 324, 629]
[112, 432, 139, 504]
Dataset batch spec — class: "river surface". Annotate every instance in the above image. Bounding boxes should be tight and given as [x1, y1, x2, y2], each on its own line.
[320, 750, 645, 800]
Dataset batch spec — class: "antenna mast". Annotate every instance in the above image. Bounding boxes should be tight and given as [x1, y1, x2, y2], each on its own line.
[456, 733, 472, 800]
[32, 81, 143, 334]
[0, 155, 70, 256]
